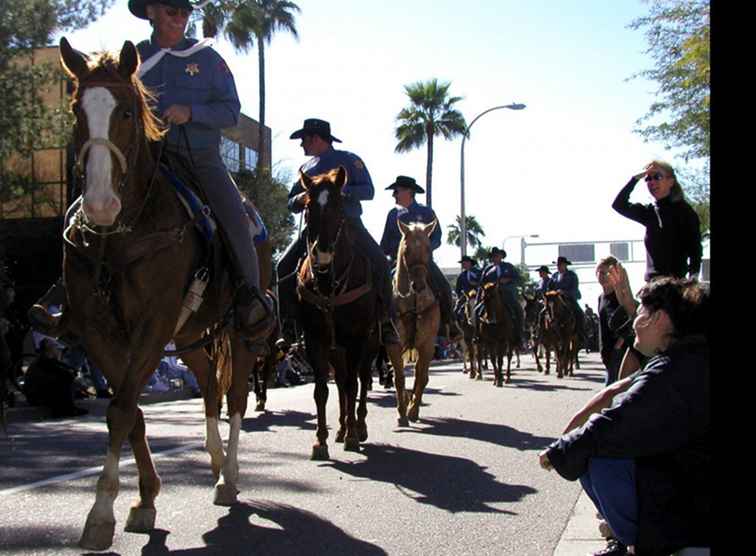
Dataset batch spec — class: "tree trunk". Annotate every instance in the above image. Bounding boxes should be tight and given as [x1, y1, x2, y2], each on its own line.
[256, 38, 266, 176]
[425, 125, 434, 208]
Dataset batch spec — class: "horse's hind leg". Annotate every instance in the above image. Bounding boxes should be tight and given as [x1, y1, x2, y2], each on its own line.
[124, 407, 160, 533]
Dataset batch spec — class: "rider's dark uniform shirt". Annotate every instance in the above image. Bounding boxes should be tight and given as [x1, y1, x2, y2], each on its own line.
[136, 36, 241, 151]
[379, 200, 441, 261]
[455, 266, 481, 297]
[549, 270, 581, 301]
[536, 276, 552, 295]
[287, 146, 374, 220]
[481, 261, 520, 288]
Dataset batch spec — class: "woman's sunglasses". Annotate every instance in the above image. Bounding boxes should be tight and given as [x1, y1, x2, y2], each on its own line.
[644, 173, 665, 182]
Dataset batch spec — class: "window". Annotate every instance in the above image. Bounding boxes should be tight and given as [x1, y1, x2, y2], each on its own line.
[220, 137, 240, 173]
[610, 242, 629, 261]
[244, 147, 258, 171]
[558, 244, 595, 264]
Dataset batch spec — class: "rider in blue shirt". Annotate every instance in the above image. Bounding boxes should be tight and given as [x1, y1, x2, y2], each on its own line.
[535, 265, 553, 296]
[476, 247, 525, 346]
[277, 118, 399, 345]
[29, 0, 272, 340]
[379, 176, 460, 341]
[454, 255, 481, 320]
[547, 256, 586, 345]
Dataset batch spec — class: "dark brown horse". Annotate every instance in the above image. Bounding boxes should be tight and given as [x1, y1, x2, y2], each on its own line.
[475, 283, 517, 386]
[55, 39, 271, 550]
[295, 167, 380, 459]
[458, 289, 479, 379]
[391, 220, 440, 424]
[541, 291, 579, 378]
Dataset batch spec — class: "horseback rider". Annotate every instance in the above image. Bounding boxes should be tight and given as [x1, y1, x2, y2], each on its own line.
[546, 256, 586, 345]
[28, 0, 273, 341]
[379, 175, 462, 342]
[475, 247, 525, 346]
[276, 118, 399, 345]
[454, 255, 481, 320]
[535, 265, 552, 296]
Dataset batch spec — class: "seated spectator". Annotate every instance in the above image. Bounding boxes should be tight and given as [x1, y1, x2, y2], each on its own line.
[149, 342, 201, 397]
[23, 339, 88, 418]
[538, 277, 710, 555]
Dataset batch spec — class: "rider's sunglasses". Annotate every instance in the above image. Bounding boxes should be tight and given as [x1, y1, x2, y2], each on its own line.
[162, 5, 191, 18]
[644, 173, 665, 182]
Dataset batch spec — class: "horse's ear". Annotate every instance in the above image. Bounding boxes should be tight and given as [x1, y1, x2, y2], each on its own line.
[118, 41, 140, 80]
[59, 37, 89, 80]
[300, 170, 313, 191]
[334, 165, 348, 192]
[397, 219, 411, 237]
[423, 218, 438, 238]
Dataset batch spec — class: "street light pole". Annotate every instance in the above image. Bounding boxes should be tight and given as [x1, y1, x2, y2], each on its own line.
[460, 103, 526, 260]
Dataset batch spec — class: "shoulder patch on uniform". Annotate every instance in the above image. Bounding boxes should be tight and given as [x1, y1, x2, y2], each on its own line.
[218, 59, 230, 73]
[353, 159, 364, 170]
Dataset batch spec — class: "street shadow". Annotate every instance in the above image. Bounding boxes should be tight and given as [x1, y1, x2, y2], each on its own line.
[327, 443, 535, 514]
[365, 386, 459, 410]
[395, 416, 555, 451]
[501, 377, 594, 392]
[241, 409, 317, 433]
[0, 524, 83, 553]
[139, 500, 386, 556]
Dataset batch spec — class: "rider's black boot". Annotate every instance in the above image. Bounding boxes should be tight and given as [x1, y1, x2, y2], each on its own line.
[28, 278, 67, 337]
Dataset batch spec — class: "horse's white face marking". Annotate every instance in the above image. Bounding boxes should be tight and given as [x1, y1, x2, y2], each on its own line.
[317, 189, 329, 208]
[81, 87, 122, 225]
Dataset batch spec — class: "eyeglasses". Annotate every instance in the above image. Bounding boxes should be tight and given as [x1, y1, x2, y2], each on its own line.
[644, 173, 665, 182]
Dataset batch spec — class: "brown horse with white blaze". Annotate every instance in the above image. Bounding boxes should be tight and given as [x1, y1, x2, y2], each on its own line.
[391, 220, 440, 424]
[56, 39, 268, 550]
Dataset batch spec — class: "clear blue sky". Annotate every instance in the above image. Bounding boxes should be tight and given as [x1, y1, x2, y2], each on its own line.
[61, 0, 685, 269]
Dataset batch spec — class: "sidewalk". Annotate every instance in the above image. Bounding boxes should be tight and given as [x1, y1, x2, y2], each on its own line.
[553, 490, 608, 556]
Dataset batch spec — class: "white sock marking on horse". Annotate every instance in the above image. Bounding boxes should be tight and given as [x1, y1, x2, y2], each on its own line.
[81, 87, 120, 221]
[205, 417, 225, 470]
[90, 450, 119, 524]
[223, 414, 242, 485]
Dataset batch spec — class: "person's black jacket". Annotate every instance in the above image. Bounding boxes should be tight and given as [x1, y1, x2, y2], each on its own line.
[546, 335, 710, 554]
[612, 177, 702, 281]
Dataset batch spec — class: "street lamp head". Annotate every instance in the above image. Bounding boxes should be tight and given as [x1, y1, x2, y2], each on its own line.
[508, 103, 526, 110]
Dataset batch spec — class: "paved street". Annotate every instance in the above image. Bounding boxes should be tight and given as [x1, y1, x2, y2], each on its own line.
[1, 352, 607, 555]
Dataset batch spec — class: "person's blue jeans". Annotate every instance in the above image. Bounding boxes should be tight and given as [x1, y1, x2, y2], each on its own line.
[579, 457, 638, 547]
[63, 345, 109, 392]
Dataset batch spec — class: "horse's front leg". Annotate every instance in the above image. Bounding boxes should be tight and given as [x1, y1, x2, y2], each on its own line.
[80, 382, 142, 550]
[306, 335, 331, 460]
[407, 340, 432, 422]
[332, 350, 348, 444]
[505, 345, 513, 384]
[386, 341, 408, 426]
[124, 406, 161, 533]
[342, 346, 361, 452]
[355, 345, 373, 443]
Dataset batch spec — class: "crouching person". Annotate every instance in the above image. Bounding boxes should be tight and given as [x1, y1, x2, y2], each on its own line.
[538, 277, 710, 556]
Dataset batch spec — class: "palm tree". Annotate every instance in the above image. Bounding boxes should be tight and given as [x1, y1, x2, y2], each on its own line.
[446, 215, 486, 253]
[394, 79, 466, 208]
[203, 0, 300, 175]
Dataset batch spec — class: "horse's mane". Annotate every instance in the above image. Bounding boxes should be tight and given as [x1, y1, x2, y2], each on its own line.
[70, 50, 166, 143]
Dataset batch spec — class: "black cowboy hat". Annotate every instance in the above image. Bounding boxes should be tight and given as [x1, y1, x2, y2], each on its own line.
[458, 255, 476, 264]
[536, 265, 550, 273]
[289, 118, 342, 143]
[489, 247, 507, 259]
[128, 0, 194, 19]
[554, 256, 572, 266]
[385, 175, 425, 194]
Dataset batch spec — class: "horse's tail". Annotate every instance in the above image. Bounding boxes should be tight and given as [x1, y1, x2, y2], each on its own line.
[214, 331, 233, 405]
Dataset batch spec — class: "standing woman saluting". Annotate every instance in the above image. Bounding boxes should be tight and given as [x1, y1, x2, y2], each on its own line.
[612, 160, 703, 282]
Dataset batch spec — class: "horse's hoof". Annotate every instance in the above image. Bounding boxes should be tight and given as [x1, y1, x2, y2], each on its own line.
[335, 429, 346, 443]
[357, 426, 368, 442]
[255, 401, 265, 412]
[213, 482, 239, 506]
[124, 507, 156, 533]
[344, 437, 360, 452]
[476, 375, 482, 381]
[311, 444, 330, 461]
[79, 516, 116, 551]
[407, 405, 419, 422]
[397, 416, 409, 427]
[496, 381, 503, 388]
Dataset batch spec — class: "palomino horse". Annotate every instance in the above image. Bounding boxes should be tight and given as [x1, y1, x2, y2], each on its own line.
[391, 220, 440, 424]
[542, 291, 579, 378]
[295, 167, 380, 459]
[475, 283, 517, 386]
[458, 290, 479, 379]
[56, 39, 271, 550]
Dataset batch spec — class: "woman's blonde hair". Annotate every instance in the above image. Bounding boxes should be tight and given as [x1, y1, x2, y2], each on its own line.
[596, 255, 619, 272]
